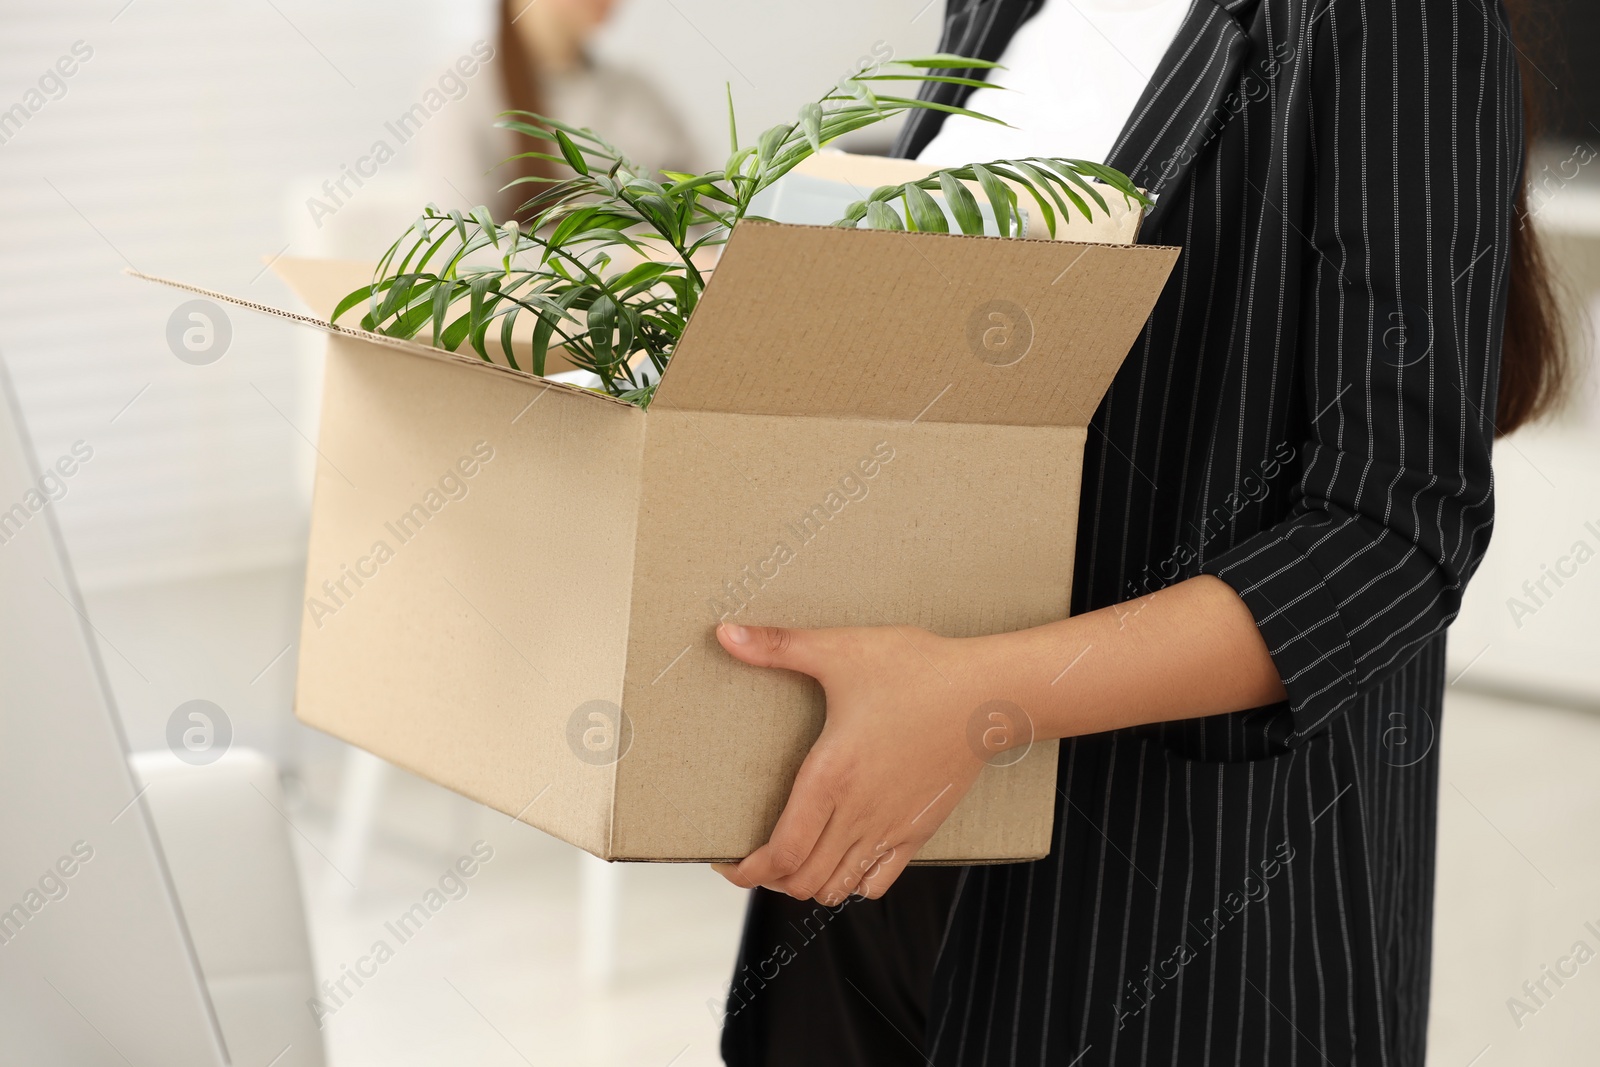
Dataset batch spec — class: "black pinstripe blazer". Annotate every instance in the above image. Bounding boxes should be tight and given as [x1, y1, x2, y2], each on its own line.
[894, 1, 1521, 1064]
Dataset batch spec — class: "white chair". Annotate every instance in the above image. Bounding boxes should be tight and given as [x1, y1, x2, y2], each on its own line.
[130, 748, 325, 1067]
[325, 747, 624, 989]
[285, 172, 625, 991]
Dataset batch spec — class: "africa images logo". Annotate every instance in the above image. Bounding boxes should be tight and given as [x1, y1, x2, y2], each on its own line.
[166, 700, 232, 766]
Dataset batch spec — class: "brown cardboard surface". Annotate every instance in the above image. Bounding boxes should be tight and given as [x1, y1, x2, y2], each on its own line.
[654, 221, 1179, 427]
[135, 194, 1180, 864]
[292, 334, 645, 856]
[616, 410, 1084, 861]
[268, 257, 376, 319]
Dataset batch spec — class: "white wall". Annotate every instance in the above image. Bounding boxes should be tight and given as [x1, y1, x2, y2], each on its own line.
[0, 0, 945, 771]
[1446, 200, 1600, 705]
[597, 0, 943, 161]
[0, 0, 939, 591]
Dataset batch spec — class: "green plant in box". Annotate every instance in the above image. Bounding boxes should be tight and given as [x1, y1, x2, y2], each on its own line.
[334, 56, 1150, 407]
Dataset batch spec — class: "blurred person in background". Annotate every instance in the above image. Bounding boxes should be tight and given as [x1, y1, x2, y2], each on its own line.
[419, 0, 698, 220]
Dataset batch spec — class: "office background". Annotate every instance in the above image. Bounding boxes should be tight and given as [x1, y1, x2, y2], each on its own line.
[1, 2, 1597, 1064]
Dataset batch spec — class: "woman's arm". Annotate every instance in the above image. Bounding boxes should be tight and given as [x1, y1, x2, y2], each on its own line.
[710, 574, 1285, 904]
[712, 0, 1517, 911]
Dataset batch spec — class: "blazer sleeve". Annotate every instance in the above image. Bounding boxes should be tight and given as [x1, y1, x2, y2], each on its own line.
[1200, 0, 1522, 741]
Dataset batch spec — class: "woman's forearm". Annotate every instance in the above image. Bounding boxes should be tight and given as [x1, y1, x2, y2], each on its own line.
[966, 575, 1287, 744]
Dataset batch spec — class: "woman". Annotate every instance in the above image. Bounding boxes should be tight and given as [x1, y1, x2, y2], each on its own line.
[421, 0, 698, 220]
[716, 0, 1569, 1064]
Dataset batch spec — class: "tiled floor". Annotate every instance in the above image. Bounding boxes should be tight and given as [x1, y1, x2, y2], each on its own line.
[282, 688, 1600, 1067]
[288, 757, 748, 1067]
[1426, 691, 1600, 1066]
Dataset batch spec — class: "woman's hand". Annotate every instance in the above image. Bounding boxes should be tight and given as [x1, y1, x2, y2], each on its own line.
[710, 621, 1007, 906]
[706, 578, 1289, 905]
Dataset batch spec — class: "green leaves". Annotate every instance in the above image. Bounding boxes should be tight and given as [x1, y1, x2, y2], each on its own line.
[864, 201, 903, 230]
[799, 102, 823, 153]
[555, 129, 589, 175]
[901, 183, 947, 233]
[969, 163, 1015, 238]
[938, 171, 982, 235]
[755, 123, 791, 166]
[331, 284, 375, 327]
[338, 55, 1146, 409]
[897, 54, 1005, 70]
[841, 157, 1152, 239]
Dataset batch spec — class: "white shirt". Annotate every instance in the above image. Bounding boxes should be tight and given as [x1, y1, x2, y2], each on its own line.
[918, 0, 1192, 168]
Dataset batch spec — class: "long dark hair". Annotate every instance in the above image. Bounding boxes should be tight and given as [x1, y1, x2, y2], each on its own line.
[497, 0, 559, 218]
[1498, 0, 1572, 435]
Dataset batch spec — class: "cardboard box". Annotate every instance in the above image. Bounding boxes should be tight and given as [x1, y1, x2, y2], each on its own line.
[138, 170, 1177, 863]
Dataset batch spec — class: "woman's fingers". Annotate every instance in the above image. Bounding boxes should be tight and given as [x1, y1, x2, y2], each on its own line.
[767, 817, 856, 902]
[814, 838, 900, 905]
[708, 620, 958, 904]
[713, 623, 837, 888]
[710, 861, 747, 887]
[722, 831, 919, 903]
[716, 623, 828, 677]
[856, 840, 914, 900]
[730, 755, 836, 889]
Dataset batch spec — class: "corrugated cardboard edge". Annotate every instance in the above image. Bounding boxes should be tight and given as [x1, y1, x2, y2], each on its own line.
[125, 269, 633, 410]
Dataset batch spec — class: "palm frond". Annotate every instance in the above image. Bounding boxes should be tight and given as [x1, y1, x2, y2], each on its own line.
[836, 159, 1151, 239]
[333, 57, 1147, 408]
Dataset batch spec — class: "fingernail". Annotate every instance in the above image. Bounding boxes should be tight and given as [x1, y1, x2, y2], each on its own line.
[722, 624, 751, 645]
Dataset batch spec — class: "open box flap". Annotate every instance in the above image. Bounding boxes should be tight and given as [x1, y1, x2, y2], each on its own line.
[651, 220, 1180, 428]
[268, 257, 589, 377]
[270, 256, 377, 320]
[128, 270, 631, 409]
